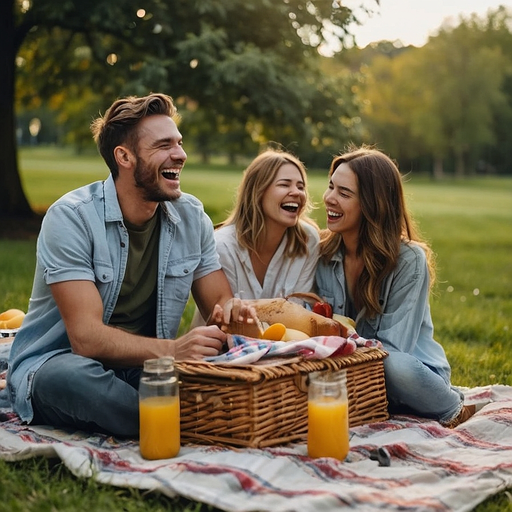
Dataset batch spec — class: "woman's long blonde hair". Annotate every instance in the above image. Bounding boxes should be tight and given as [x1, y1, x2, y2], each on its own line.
[222, 149, 317, 257]
[320, 145, 436, 318]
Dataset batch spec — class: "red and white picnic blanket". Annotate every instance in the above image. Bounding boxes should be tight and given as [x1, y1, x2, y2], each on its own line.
[1, 341, 512, 511]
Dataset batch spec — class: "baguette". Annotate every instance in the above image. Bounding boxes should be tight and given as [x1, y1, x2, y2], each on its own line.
[221, 297, 342, 338]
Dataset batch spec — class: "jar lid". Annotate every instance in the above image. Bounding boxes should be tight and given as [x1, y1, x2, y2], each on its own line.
[143, 356, 175, 372]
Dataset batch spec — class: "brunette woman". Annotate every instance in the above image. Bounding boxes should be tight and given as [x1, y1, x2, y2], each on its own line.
[315, 145, 476, 427]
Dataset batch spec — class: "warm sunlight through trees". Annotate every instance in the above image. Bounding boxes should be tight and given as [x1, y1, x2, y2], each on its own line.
[357, 6, 512, 176]
[3, 1, 512, 221]
[2, 0, 372, 220]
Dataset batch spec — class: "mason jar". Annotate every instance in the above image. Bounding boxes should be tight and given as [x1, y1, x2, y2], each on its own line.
[139, 356, 180, 459]
[307, 369, 349, 461]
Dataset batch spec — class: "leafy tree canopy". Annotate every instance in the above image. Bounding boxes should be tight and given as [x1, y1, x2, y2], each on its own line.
[353, 6, 512, 177]
[15, 0, 370, 152]
[3, 0, 378, 220]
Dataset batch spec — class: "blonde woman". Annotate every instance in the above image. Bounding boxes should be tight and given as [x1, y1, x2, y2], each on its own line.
[315, 145, 477, 428]
[192, 149, 319, 326]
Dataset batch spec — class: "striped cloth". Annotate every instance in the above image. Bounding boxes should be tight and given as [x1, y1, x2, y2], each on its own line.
[205, 333, 382, 365]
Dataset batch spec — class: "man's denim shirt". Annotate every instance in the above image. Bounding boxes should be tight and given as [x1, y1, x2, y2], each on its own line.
[316, 242, 451, 383]
[7, 175, 220, 422]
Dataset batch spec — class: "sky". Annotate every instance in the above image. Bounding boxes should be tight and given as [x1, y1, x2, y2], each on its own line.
[342, 0, 512, 47]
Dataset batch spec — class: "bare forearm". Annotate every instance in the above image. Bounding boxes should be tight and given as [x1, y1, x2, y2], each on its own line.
[70, 323, 174, 367]
[51, 280, 228, 365]
[69, 322, 228, 366]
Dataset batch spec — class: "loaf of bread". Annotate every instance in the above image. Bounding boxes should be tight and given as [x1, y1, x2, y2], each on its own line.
[222, 297, 343, 338]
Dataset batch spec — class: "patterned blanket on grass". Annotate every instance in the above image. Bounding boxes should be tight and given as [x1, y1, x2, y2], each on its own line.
[0, 387, 511, 511]
[1, 341, 512, 511]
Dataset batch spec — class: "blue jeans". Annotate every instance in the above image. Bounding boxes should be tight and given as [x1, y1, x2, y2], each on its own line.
[384, 351, 464, 423]
[31, 353, 141, 437]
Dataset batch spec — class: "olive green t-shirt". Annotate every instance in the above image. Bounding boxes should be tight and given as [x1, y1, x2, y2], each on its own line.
[109, 211, 160, 337]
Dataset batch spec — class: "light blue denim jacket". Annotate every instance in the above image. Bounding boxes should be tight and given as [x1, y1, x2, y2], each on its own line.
[315, 242, 452, 382]
[7, 175, 220, 422]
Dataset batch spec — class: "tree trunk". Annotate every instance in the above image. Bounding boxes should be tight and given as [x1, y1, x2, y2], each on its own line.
[0, 0, 34, 220]
[433, 155, 444, 180]
[454, 149, 465, 178]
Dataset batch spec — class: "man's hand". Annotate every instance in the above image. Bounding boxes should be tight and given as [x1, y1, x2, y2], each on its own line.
[192, 270, 261, 331]
[173, 325, 227, 361]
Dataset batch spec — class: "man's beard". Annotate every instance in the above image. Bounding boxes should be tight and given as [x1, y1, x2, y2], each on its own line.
[133, 157, 182, 202]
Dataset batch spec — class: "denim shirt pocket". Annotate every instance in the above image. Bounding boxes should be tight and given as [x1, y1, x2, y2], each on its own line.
[165, 256, 200, 302]
[93, 263, 114, 283]
[93, 261, 114, 304]
[160, 256, 201, 338]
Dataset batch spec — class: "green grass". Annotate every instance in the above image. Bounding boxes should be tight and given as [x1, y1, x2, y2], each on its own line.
[0, 457, 206, 512]
[1, 146, 512, 511]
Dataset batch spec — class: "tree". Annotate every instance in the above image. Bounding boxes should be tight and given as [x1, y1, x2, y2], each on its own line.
[2, 0, 376, 222]
[355, 8, 512, 177]
[467, 6, 512, 174]
[357, 44, 427, 160]
[411, 18, 509, 177]
[1, 0, 32, 220]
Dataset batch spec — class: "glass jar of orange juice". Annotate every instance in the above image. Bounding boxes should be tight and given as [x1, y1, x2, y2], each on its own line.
[139, 357, 180, 460]
[307, 369, 349, 461]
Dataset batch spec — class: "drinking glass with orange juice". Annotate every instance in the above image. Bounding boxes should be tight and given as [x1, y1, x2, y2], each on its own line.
[139, 357, 180, 460]
[307, 369, 349, 461]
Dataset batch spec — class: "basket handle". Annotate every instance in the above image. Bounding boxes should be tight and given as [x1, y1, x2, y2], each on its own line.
[285, 292, 324, 306]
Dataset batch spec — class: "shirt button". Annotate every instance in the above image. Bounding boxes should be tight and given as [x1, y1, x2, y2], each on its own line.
[103, 274, 108, 280]
[120, 242, 126, 247]
[184, 269, 189, 274]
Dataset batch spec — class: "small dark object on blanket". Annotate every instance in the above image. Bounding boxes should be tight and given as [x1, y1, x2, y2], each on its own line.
[369, 447, 391, 467]
[0, 412, 10, 422]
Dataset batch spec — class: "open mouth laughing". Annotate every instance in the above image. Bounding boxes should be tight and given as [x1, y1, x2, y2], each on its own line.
[162, 169, 180, 180]
[281, 202, 300, 213]
[327, 210, 342, 221]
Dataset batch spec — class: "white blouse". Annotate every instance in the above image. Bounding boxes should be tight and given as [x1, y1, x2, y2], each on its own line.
[214, 222, 319, 299]
[190, 221, 319, 326]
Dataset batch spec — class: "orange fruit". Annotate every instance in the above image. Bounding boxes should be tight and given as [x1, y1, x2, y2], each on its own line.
[262, 322, 286, 341]
[0, 308, 25, 321]
[0, 309, 26, 329]
[2, 314, 25, 329]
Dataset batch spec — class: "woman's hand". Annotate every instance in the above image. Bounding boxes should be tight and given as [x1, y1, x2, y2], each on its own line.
[207, 298, 259, 329]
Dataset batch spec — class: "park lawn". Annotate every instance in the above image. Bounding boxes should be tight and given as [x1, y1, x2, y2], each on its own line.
[0, 146, 511, 511]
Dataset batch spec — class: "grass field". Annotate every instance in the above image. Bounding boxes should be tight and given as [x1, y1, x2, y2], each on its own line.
[1, 146, 511, 511]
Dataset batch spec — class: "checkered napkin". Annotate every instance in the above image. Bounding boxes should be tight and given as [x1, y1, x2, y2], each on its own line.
[205, 333, 382, 365]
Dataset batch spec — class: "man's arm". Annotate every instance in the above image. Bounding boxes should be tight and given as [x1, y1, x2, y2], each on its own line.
[51, 280, 226, 365]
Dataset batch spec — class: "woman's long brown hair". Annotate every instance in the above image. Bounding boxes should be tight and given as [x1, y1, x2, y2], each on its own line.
[320, 145, 436, 318]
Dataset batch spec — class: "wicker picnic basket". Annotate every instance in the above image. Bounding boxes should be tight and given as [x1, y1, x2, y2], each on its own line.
[176, 347, 389, 448]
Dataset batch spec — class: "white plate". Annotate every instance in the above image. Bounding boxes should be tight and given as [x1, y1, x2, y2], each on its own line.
[0, 329, 18, 338]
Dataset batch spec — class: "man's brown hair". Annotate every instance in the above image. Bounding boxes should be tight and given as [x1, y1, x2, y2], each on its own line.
[90, 93, 177, 179]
